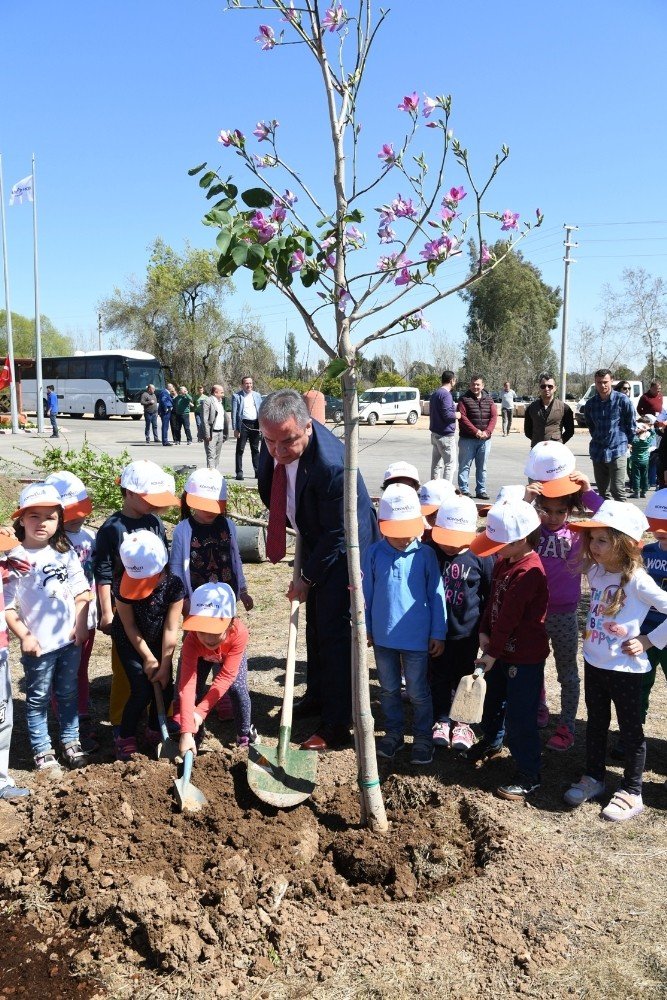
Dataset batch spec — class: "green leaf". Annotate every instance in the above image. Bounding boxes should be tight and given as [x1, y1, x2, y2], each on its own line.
[231, 244, 249, 267]
[301, 269, 318, 288]
[204, 208, 232, 226]
[315, 216, 334, 229]
[344, 209, 364, 223]
[225, 182, 238, 199]
[217, 254, 238, 277]
[188, 162, 207, 177]
[199, 171, 217, 189]
[216, 230, 232, 255]
[323, 358, 347, 378]
[246, 244, 266, 269]
[206, 183, 227, 200]
[252, 267, 268, 291]
[212, 197, 235, 212]
[241, 188, 274, 209]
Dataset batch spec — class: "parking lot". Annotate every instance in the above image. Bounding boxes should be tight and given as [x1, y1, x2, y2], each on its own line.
[0, 413, 609, 503]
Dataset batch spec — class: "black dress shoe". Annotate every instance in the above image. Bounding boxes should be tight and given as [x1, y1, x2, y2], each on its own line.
[292, 695, 322, 719]
[475, 491, 490, 500]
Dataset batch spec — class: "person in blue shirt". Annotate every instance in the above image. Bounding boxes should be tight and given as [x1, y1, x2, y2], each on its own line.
[428, 370, 457, 481]
[45, 385, 59, 438]
[584, 369, 636, 501]
[363, 483, 447, 765]
[157, 386, 174, 447]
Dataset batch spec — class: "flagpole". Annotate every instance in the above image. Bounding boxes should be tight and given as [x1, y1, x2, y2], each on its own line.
[32, 153, 44, 434]
[0, 155, 20, 434]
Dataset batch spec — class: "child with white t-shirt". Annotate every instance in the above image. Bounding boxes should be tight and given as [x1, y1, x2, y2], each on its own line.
[5, 484, 92, 773]
[564, 500, 667, 821]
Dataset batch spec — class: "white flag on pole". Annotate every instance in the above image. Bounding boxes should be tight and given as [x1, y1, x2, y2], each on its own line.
[9, 175, 33, 206]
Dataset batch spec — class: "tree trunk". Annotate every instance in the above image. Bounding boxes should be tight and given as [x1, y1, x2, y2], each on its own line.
[342, 366, 388, 832]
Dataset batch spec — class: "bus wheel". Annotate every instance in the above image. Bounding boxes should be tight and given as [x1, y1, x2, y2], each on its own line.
[94, 400, 108, 420]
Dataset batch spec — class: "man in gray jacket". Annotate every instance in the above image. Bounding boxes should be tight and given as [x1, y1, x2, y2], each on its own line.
[200, 384, 230, 470]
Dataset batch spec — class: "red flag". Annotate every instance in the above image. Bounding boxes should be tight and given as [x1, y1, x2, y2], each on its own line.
[0, 357, 12, 391]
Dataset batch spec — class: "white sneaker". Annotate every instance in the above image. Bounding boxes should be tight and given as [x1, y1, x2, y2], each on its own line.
[564, 775, 605, 807]
[601, 790, 644, 822]
[432, 720, 451, 747]
[450, 722, 476, 752]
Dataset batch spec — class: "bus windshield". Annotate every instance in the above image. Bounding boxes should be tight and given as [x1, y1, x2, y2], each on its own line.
[125, 359, 165, 398]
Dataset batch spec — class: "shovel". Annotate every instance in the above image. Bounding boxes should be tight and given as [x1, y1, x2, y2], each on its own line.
[449, 667, 487, 725]
[247, 538, 317, 807]
[152, 682, 180, 762]
[173, 749, 208, 813]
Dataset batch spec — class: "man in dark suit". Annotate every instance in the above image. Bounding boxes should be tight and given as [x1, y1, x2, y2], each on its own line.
[258, 389, 378, 751]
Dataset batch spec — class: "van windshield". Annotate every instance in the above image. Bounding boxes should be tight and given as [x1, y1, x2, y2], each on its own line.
[359, 391, 385, 403]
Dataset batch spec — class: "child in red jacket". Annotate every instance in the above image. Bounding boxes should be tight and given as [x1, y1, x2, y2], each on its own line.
[176, 582, 255, 755]
[467, 499, 549, 802]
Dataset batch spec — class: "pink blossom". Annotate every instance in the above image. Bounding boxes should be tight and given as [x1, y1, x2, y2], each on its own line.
[377, 252, 411, 272]
[422, 95, 437, 118]
[255, 24, 276, 50]
[337, 287, 351, 312]
[377, 225, 397, 244]
[249, 211, 277, 244]
[345, 225, 365, 246]
[217, 129, 244, 148]
[501, 210, 520, 231]
[391, 194, 417, 219]
[253, 121, 272, 142]
[271, 201, 287, 223]
[444, 186, 467, 207]
[439, 205, 458, 224]
[415, 311, 431, 331]
[377, 143, 396, 165]
[480, 243, 491, 264]
[289, 250, 305, 272]
[397, 92, 419, 113]
[322, 5, 347, 32]
[420, 236, 454, 262]
[282, 2, 299, 23]
[321, 235, 336, 251]
[252, 154, 276, 169]
[281, 189, 298, 206]
[325, 253, 336, 269]
[394, 266, 413, 287]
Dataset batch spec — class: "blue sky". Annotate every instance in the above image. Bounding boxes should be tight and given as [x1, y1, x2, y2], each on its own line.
[1, 0, 665, 376]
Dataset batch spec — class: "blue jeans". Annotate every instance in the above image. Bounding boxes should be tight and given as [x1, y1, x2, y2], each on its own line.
[160, 411, 172, 445]
[373, 646, 433, 740]
[144, 411, 158, 441]
[22, 643, 81, 755]
[480, 659, 544, 782]
[49, 413, 59, 437]
[457, 437, 491, 495]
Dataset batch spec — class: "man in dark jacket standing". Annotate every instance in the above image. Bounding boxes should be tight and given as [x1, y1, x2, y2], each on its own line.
[258, 389, 379, 752]
[457, 376, 497, 499]
[429, 370, 457, 481]
[524, 372, 575, 448]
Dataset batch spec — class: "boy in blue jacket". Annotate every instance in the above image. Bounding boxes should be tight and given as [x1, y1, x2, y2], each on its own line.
[363, 484, 446, 765]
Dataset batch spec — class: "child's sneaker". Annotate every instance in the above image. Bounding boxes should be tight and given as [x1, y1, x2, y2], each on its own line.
[564, 775, 605, 807]
[546, 724, 575, 752]
[450, 722, 475, 753]
[432, 720, 451, 747]
[411, 738, 434, 766]
[60, 741, 88, 770]
[496, 775, 540, 801]
[601, 790, 644, 822]
[376, 733, 405, 760]
[114, 734, 138, 762]
[34, 750, 62, 773]
[79, 716, 99, 754]
[537, 702, 550, 728]
[236, 725, 258, 748]
[466, 738, 503, 767]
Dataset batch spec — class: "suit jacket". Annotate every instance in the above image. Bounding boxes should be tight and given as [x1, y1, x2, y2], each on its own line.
[258, 420, 378, 586]
[231, 389, 263, 432]
[201, 394, 230, 439]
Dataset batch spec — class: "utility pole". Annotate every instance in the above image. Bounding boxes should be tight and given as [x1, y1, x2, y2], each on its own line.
[559, 224, 578, 401]
[98, 312, 103, 350]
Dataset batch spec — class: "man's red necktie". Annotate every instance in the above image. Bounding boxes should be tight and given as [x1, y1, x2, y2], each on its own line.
[266, 461, 288, 563]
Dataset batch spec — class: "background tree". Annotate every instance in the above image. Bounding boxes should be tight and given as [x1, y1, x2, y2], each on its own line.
[284, 330, 299, 378]
[194, 0, 542, 829]
[0, 311, 73, 359]
[460, 241, 560, 390]
[603, 268, 666, 380]
[99, 237, 271, 390]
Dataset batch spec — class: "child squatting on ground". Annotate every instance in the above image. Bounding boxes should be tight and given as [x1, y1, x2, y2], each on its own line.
[111, 530, 184, 761]
[175, 582, 254, 756]
[363, 483, 447, 766]
[564, 500, 667, 821]
[467, 498, 549, 802]
[427, 492, 493, 753]
[5, 483, 92, 773]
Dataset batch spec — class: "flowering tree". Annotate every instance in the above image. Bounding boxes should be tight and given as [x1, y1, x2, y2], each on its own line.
[192, 0, 542, 830]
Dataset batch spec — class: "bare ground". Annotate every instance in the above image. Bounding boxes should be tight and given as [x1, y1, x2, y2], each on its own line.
[0, 557, 666, 999]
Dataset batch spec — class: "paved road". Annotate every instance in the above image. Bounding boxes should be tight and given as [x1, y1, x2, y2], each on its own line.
[0, 413, 631, 508]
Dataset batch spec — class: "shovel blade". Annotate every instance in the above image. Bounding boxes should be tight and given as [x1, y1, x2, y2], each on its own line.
[247, 740, 317, 808]
[156, 737, 180, 762]
[173, 775, 208, 813]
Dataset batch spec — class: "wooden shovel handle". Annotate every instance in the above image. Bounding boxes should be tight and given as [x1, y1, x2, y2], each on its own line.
[279, 536, 302, 736]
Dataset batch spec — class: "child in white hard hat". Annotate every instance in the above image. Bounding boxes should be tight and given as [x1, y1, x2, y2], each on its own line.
[564, 500, 666, 821]
[362, 484, 446, 766]
[176, 582, 255, 754]
[467, 499, 549, 802]
[110, 530, 184, 761]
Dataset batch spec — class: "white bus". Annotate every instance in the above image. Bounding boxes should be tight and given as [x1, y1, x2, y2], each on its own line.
[18, 350, 168, 419]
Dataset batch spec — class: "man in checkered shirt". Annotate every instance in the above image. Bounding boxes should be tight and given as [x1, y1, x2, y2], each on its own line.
[584, 368, 636, 501]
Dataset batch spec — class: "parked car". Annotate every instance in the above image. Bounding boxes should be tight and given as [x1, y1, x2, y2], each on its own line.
[324, 394, 344, 423]
[574, 380, 643, 427]
[358, 387, 421, 425]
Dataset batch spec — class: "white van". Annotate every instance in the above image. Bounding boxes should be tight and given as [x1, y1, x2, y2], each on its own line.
[574, 380, 643, 427]
[358, 386, 421, 425]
